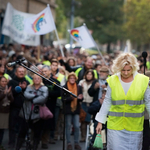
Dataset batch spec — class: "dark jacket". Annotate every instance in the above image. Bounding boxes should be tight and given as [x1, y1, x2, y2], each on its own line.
[62, 83, 83, 115]
[0, 86, 14, 113]
[88, 79, 101, 121]
[88, 79, 100, 102]
[43, 77, 61, 130]
[8, 76, 29, 109]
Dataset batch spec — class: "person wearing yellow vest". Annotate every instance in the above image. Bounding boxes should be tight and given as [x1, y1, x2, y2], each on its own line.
[95, 52, 150, 150]
[59, 57, 98, 83]
[50, 59, 66, 143]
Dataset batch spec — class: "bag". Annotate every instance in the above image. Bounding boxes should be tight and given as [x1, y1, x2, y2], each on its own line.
[39, 105, 53, 120]
[80, 108, 86, 122]
[93, 134, 103, 149]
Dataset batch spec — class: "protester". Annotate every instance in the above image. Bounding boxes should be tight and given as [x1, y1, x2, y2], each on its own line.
[142, 71, 150, 150]
[41, 65, 61, 149]
[67, 57, 76, 67]
[95, 52, 150, 150]
[0, 64, 11, 80]
[88, 88, 107, 147]
[8, 66, 29, 148]
[15, 74, 48, 150]
[78, 69, 95, 142]
[50, 59, 66, 141]
[0, 76, 13, 146]
[62, 72, 83, 150]
[60, 57, 98, 83]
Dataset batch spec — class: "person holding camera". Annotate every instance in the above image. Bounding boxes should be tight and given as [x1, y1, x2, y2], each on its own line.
[16, 74, 48, 150]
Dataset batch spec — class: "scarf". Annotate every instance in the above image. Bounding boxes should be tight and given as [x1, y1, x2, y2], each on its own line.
[67, 81, 77, 112]
[0, 85, 10, 106]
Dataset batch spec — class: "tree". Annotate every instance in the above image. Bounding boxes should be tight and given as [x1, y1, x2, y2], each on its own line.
[74, 0, 124, 53]
[123, 0, 150, 46]
[55, 0, 68, 39]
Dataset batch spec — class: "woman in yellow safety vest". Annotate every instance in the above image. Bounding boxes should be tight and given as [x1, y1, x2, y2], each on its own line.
[95, 52, 150, 150]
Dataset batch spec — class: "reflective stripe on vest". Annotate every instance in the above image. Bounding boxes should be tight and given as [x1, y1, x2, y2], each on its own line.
[112, 100, 144, 105]
[108, 111, 144, 117]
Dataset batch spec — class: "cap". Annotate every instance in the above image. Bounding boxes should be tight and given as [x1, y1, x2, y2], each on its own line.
[100, 66, 109, 73]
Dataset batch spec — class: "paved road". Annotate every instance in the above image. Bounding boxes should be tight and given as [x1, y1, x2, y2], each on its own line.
[1, 130, 87, 150]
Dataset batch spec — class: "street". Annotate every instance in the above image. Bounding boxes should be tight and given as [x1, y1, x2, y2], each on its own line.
[1, 130, 86, 150]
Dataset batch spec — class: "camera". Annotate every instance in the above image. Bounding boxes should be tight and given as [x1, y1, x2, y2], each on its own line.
[34, 105, 39, 114]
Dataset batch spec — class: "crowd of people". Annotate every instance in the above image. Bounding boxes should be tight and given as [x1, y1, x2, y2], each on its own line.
[0, 43, 150, 150]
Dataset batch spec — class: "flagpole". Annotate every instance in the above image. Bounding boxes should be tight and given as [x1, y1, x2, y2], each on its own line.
[47, 4, 64, 57]
[83, 23, 107, 66]
[37, 45, 40, 62]
[54, 29, 65, 57]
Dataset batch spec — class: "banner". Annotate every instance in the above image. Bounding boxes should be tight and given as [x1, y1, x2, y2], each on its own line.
[69, 25, 95, 49]
[24, 6, 56, 35]
[2, 3, 40, 46]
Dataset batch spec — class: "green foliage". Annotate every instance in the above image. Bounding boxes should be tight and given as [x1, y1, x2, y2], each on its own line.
[56, 0, 124, 44]
[123, 0, 150, 45]
[75, 0, 124, 44]
[55, 0, 68, 38]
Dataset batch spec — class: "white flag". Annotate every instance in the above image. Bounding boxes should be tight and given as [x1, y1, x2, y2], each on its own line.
[2, 3, 40, 46]
[69, 25, 95, 49]
[24, 6, 56, 35]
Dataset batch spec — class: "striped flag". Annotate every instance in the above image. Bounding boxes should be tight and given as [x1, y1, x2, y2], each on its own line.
[69, 25, 95, 49]
[24, 5, 56, 35]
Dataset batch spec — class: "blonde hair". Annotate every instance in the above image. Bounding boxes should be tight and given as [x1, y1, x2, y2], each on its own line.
[30, 74, 43, 88]
[112, 52, 139, 74]
[67, 72, 78, 81]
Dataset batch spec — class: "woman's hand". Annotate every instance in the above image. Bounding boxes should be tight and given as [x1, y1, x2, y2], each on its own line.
[94, 82, 100, 89]
[78, 94, 83, 99]
[4, 86, 12, 94]
[7, 86, 12, 93]
[96, 122, 102, 134]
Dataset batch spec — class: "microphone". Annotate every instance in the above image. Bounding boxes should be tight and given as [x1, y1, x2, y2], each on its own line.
[142, 51, 148, 59]
[7, 58, 26, 67]
[15, 86, 22, 93]
[142, 51, 147, 75]
[15, 86, 26, 99]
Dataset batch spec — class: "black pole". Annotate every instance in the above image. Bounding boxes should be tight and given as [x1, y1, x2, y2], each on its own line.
[142, 51, 147, 75]
[18, 62, 77, 98]
[63, 92, 66, 150]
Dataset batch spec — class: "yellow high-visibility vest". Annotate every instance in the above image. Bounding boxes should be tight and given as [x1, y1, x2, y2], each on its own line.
[57, 73, 65, 100]
[107, 73, 149, 131]
[25, 75, 33, 84]
[75, 68, 98, 79]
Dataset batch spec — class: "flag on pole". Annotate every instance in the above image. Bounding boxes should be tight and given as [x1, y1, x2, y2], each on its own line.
[24, 5, 56, 35]
[69, 25, 95, 49]
[2, 3, 40, 46]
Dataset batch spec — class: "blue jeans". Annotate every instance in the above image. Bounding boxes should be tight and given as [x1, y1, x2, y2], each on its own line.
[65, 114, 79, 144]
